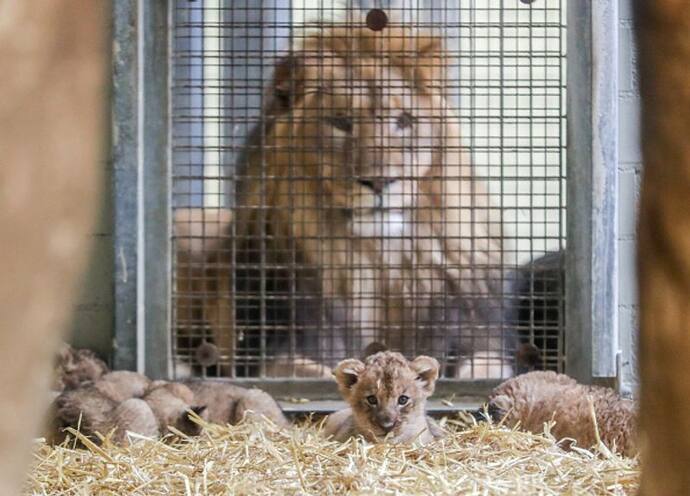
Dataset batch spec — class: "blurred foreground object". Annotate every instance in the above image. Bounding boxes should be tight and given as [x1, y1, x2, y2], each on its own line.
[637, 1, 690, 494]
[0, 1, 107, 493]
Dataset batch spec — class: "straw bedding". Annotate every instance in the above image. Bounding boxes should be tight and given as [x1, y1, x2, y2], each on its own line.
[25, 416, 639, 495]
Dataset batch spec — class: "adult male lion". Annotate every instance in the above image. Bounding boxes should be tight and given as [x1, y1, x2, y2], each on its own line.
[232, 25, 514, 378]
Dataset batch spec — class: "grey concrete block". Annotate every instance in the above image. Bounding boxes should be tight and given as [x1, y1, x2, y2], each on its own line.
[68, 233, 114, 360]
[618, 169, 639, 239]
[67, 304, 114, 361]
[619, 0, 634, 21]
[73, 236, 114, 306]
[619, 97, 642, 164]
[618, 239, 638, 306]
[617, 305, 639, 395]
[618, 25, 639, 95]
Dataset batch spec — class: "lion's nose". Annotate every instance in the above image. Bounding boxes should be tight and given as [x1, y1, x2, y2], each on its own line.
[376, 414, 398, 432]
[379, 419, 396, 432]
[357, 177, 397, 194]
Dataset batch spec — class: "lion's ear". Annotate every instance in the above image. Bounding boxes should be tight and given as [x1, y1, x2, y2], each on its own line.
[268, 55, 304, 115]
[410, 355, 440, 395]
[333, 359, 365, 401]
[414, 35, 445, 89]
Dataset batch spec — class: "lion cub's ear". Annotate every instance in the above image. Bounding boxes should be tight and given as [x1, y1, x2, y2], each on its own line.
[410, 356, 440, 395]
[334, 359, 366, 400]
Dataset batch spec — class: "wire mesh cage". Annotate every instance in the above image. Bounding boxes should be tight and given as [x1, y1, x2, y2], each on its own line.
[170, 0, 566, 384]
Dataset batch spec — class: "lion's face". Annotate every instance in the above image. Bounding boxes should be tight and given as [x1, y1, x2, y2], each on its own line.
[310, 74, 438, 236]
[268, 27, 446, 236]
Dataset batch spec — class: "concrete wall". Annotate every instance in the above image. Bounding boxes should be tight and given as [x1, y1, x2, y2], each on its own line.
[617, 0, 641, 395]
[67, 159, 114, 361]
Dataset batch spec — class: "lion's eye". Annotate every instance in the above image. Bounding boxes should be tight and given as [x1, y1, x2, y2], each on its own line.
[396, 111, 415, 129]
[366, 395, 378, 406]
[398, 395, 409, 406]
[327, 115, 353, 133]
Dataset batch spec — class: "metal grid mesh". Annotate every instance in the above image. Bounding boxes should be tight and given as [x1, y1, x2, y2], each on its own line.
[171, 0, 566, 382]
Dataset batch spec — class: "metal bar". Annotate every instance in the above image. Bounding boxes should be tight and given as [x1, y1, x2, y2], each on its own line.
[590, 0, 618, 379]
[113, 0, 171, 377]
[194, 377, 502, 400]
[280, 399, 483, 416]
[565, 0, 618, 383]
[141, 0, 172, 379]
[113, 0, 139, 371]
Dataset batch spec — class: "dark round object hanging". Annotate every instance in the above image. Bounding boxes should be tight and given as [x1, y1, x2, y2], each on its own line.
[520, 0, 537, 4]
[195, 341, 220, 367]
[366, 9, 388, 31]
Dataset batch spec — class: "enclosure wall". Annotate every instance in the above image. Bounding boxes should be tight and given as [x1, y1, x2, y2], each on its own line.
[68, 163, 114, 358]
[616, 0, 641, 396]
[170, 0, 567, 388]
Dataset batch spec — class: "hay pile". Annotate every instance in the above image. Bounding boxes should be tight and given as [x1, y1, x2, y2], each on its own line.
[26, 417, 639, 495]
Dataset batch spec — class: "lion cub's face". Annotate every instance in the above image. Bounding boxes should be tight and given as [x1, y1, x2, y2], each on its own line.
[334, 351, 439, 442]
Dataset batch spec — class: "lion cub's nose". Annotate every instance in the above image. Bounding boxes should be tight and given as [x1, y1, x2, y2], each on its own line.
[377, 416, 397, 432]
[357, 177, 397, 194]
[380, 420, 396, 432]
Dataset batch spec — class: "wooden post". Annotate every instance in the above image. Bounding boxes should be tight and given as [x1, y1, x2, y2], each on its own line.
[637, 2, 690, 494]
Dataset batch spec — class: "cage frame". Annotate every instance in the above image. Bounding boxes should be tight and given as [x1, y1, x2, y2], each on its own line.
[112, 0, 620, 392]
[113, 0, 171, 378]
[565, 0, 619, 386]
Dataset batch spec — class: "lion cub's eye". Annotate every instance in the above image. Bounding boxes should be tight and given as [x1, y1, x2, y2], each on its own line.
[397, 395, 410, 406]
[396, 111, 415, 130]
[326, 115, 353, 133]
[366, 395, 378, 406]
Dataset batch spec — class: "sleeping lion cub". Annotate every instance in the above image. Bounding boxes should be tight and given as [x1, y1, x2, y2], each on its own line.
[323, 351, 443, 444]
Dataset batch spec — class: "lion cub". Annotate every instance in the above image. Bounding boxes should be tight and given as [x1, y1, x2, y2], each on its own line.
[324, 351, 443, 444]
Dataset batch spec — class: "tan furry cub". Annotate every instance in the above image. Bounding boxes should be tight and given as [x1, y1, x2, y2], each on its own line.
[324, 351, 443, 444]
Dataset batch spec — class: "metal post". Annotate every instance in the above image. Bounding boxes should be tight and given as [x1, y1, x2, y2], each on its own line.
[113, 0, 140, 371]
[566, 0, 618, 383]
[113, 0, 171, 378]
[141, 0, 171, 379]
